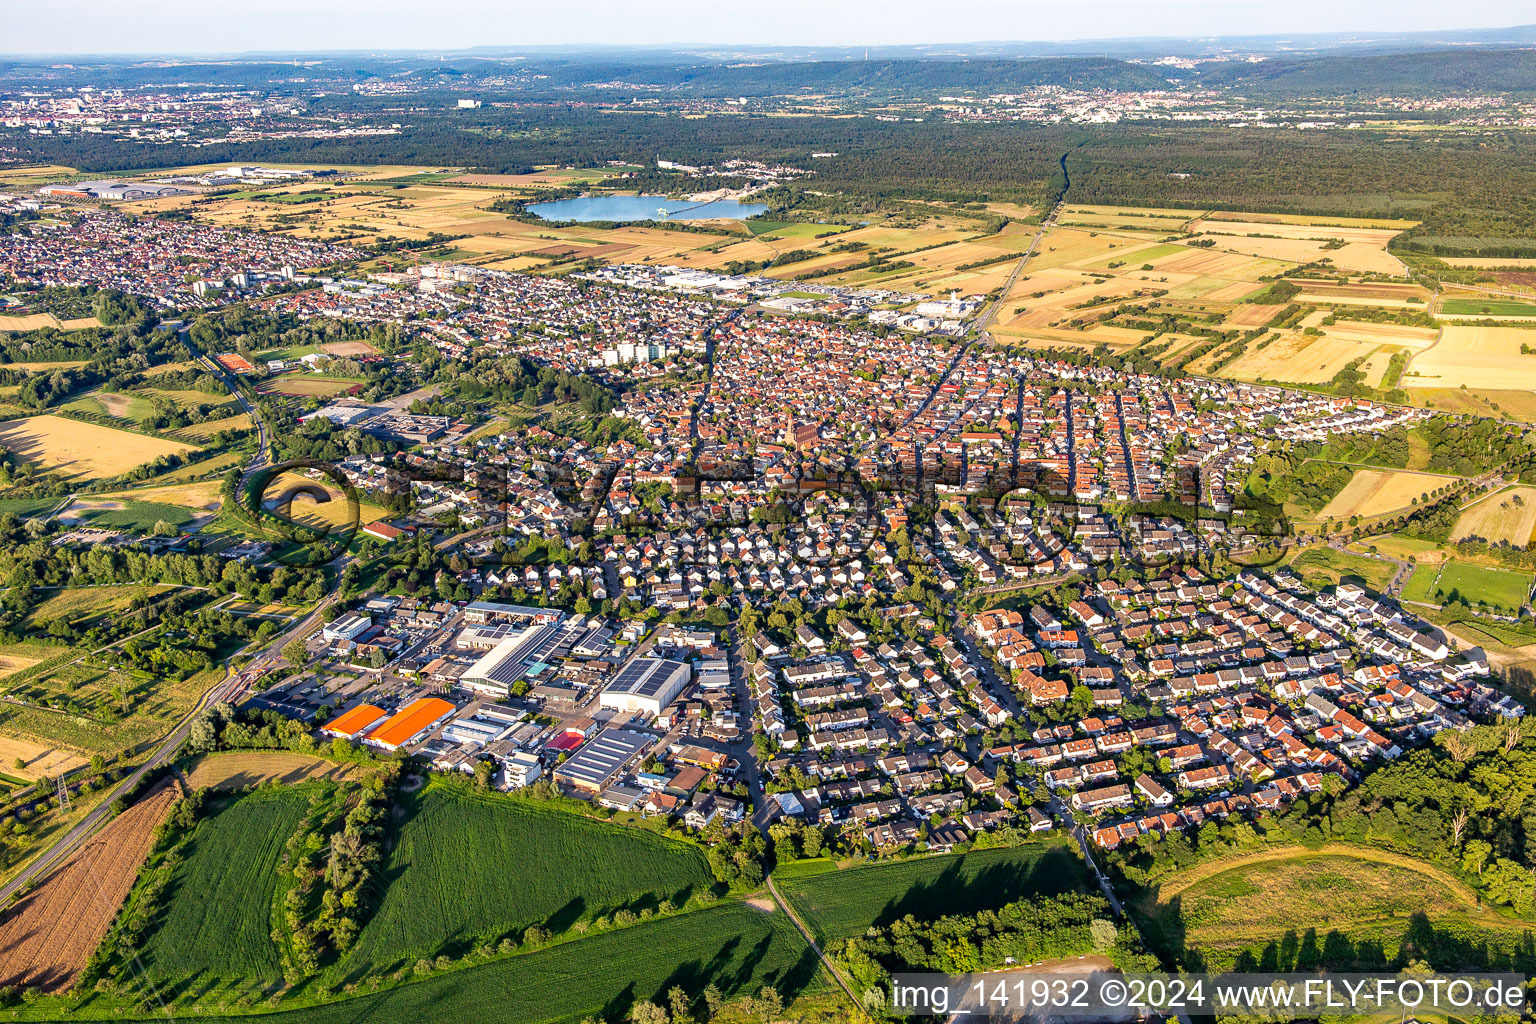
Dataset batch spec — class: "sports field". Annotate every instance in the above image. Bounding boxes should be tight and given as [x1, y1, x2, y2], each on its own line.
[1452, 487, 1536, 547]
[1315, 469, 1449, 521]
[0, 415, 197, 480]
[1136, 845, 1531, 971]
[1401, 560, 1532, 612]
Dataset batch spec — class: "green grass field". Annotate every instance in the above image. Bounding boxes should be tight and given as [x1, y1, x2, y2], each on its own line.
[1288, 547, 1397, 593]
[1401, 560, 1532, 612]
[775, 839, 1088, 943]
[69, 500, 198, 532]
[333, 784, 714, 976]
[179, 903, 823, 1024]
[1441, 297, 1536, 317]
[1136, 846, 1536, 971]
[140, 787, 308, 994]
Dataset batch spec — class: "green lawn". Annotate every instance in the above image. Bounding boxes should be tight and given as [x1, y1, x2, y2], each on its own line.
[1288, 547, 1397, 593]
[775, 839, 1088, 943]
[1401, 560, 1532, 612]
[332, 783, 713, 977]
[70, 500, 198, 532]
[1441, 297, 1536, 317]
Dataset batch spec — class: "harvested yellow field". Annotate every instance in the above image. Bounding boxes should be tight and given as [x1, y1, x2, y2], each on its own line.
[1224, 304, 1286, 328]
[99, 479, 224, 511]
[0, 313, 100, 331]
[185, 751, 360, 789]
[0, 652, 43, 677]
[0, 736, 87, 779]
[1192, 217, 1404, 246]
[1220, 332, 1377, 384]
[1453, 487, 1536, 547]
[1318, 469, 1450, 520]
[0, 415, 197, 481]
[1406, 326, 1536, 391]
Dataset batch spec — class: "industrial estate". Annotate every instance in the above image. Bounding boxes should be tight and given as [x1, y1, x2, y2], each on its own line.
[2, 18, 1536, 1024]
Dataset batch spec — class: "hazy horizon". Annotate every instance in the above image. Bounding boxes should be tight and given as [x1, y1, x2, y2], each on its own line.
[4, 0, 1534, 58]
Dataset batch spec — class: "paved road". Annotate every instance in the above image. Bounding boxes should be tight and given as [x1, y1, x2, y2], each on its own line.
[0, 594, 338, 907]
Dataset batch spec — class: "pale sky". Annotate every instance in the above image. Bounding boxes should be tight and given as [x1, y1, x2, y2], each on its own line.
[4, 0, 1532, 56]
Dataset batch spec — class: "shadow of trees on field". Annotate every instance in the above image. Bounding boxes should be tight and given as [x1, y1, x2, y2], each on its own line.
[872, 844, 1087, 929]
[1152, 907, 1536, 974]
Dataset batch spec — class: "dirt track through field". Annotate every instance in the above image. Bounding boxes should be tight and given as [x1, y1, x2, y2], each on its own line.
[0, 783, 177, 992]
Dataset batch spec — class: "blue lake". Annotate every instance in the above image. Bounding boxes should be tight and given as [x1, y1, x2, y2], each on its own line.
[526, 194, 768, 223]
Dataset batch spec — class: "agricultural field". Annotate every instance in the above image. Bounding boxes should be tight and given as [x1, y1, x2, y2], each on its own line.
[0, 782, 177, 992]
[1404, 326, 1536, 392]
[0, 415, 197, 482]
[774, 839, 1087, 943]
[183, 750, 361, 789]
[1452, 487, 1536, 547]
[337, 785, 714, 975]
[1401, 560, 1533, 612]
[142, 903, 825, 1024]
[985, 206, 1424, 370]
[1440, 297, 1536, 318]
[1314, 469, 1450, 522]
[1135, 846, 1531, 971]
[138, 786, 310, 992]
[0, 313, 101, 332]
[55, 496, 200, 533]
[0, 732, 87, 778]
[24, 583, 173, 630]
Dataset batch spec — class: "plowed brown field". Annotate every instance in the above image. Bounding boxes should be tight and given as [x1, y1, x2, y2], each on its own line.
[0, 783, 177, 992]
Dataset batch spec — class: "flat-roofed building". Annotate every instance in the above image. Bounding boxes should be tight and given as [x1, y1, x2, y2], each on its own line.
[322, 613, 372, 644]
[363, 697, 456, 751]
[553, 727, 652, 794]
[319, 703, 386, 740]
[600, 658, 691, 716]
[461, 622, 565, 696]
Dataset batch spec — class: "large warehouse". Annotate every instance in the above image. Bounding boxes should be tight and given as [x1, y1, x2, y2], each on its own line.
[599, 657, 691, 716]
[553, 727, 652, 793]
[461, 621, 565, 696]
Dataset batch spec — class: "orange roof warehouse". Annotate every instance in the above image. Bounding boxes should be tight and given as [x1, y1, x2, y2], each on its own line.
[363, 697, 456, 751]
[319, 703, 387, 740]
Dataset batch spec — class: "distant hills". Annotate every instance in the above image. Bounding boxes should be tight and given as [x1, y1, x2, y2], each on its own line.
[569, 57, 1171, 96]
[1201, 49, 1536, 95]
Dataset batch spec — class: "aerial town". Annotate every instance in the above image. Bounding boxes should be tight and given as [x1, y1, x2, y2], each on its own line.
[3, 22, 1536, 1024]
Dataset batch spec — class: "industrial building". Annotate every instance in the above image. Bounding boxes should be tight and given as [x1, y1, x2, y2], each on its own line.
[319, 703, 386, 740]
[363, 697, 456, 751]
[38, 180, 190, 201]
[461, 621, 566, 696]
[553, 727, 652, 793]
[599, 658, 691, 716]
[322, 613, 372, 644]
